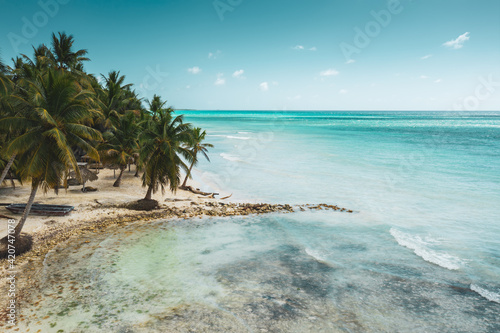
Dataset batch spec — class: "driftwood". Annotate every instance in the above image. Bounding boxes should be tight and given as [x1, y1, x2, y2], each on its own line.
[180, 186, 219, 197]
[0, 214, 15, 220]
[220, 193, 233, 200]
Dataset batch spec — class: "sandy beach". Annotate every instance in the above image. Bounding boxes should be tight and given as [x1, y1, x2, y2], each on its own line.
[0, 168, 208, 319]
[0, 168, 207, 238]
[0, 168, 303, 327]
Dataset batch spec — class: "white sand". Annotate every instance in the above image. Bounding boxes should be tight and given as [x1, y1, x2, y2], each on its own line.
[0, 168, 209, 237]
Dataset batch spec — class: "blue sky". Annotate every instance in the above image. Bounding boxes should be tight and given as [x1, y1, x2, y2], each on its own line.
[1, 0, 499, 110]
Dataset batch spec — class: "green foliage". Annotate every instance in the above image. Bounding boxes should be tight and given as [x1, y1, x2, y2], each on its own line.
[0, 32, 213, 231]
[139, 107, 193, 197]
[99, 111, 141, 169]
[0, 68, 102, 192]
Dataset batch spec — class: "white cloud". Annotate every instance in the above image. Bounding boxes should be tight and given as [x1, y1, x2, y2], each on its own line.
[188, 66, 201, 74]
[293, 45, 316, 51]
[260, 82, 269, 91]
[232, 69, 244, 78]
[186, 85, 191, 89]
[420, 75, 429, 79]
[443, 32, 470, 49]
[421, 54, 433, 60]
[434, 79, 442, 83]
[208, 50, 222, 59]
[320, 69, 339, 77]
[339, 89, 348, 95]
[345, 59, 356, 64]
[214, 73, 225, 86]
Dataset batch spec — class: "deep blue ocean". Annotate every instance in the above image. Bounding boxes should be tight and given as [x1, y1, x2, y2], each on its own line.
[18, 111, 500, 332]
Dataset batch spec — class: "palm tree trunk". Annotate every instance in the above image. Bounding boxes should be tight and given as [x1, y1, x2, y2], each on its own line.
[0, 154, 16, 185]
[144, 183, 154, 200]
[181, 160, 195, 188]
[134, 163, 140, 177]
[113, 166, 125, 187]
[9, 174, 15, 189]
[14, 179, 39, 237]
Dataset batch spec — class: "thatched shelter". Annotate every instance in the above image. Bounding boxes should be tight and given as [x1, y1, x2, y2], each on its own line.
[68, 166, 98, 192]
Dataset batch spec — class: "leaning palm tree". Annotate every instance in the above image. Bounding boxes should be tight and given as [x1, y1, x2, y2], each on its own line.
[0, 69, 102, 237]
[181, 127, 213, 188]
[99, 111, 141, 187]
[139, 108, 192, 201]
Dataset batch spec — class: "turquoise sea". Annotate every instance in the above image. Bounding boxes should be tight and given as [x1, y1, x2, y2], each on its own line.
[19, 111, 500, 332]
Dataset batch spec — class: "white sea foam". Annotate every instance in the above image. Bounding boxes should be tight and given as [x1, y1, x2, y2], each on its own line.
[390, 228, 464, 271]
[220, 153, 242, 162]
[305, 247, 327, 263]
[238, 131, 252, 134]
[207, 134, 250, 140]
[470, 284, 500, 303]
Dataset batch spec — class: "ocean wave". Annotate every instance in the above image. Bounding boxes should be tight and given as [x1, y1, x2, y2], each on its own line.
[207, 134, 251, 140]
[390, 228, 464, 271]
[220, 153, 243, 162]
[305, 247, 327, 262]
[470, 284, 500, 303]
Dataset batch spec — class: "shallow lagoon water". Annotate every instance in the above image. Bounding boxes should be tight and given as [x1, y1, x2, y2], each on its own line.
[19, 111, 500, 332]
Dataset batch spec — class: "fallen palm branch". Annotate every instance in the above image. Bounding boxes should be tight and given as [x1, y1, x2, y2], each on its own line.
[179, 185, 219, 197]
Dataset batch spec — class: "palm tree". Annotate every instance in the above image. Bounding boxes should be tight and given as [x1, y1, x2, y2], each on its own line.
[147, 94, 169, 119]
[99, 111, 141, 187]
[181, 127, 213, 188]
[139, 108, 192, 201]
[0, 69, 102, 237]
[50, 32, 89, 70]
[95, 70, 133, 129]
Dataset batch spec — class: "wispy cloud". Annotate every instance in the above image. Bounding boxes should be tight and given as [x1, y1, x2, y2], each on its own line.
[214, 73, 225, 86]
[208, 50, 222, 59]
[434, 79, 442, 83]
[421, 54, 433, 60]
[420, 75, 429, 79]
[260, 82, 269, 91]
[345, 59, 356, 64]
[232, 69, 245, 78]
[339, 89, 348, 95]
[293, 45, 316, 51]
[320, 69, 339, 77]
[443, 32, 470, 49]
[187, 66, 201, 74]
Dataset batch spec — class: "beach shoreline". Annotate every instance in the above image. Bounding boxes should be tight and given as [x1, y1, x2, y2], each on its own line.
[0, 168, 305, 326]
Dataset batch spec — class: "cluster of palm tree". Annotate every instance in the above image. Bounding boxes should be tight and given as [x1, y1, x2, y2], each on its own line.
[0, 32, 212, 239]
